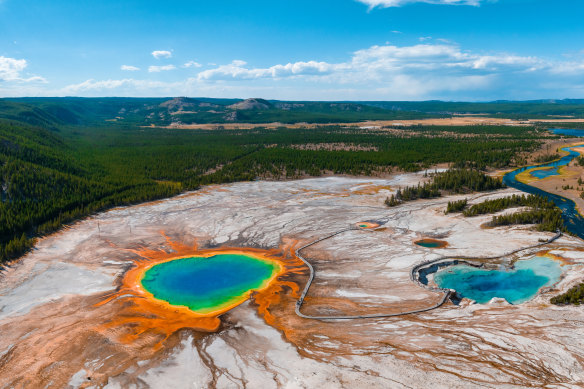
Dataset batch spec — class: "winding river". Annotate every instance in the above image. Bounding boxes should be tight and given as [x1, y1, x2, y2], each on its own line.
[503, 131, 584, 239]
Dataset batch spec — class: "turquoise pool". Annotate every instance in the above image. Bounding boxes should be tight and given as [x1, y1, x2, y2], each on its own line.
[434, 257, 562, 304]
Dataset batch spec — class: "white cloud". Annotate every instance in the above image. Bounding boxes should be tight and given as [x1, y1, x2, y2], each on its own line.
[0, 56, 26, 81]
[357, 0, 483, 8]
[60, 78, 180, 94]
[0, 56, 46, 83]
[197, 60, 335, 81]
[152, 50, 172, 59]
[183, 61, 202, 68]
[121, 65, 140, 71]
[19, 42, 584, 100]
[148, 64, 176, 73]
[189, 43, 581, 99]
[470, 54, 542, 70]
[64, 79, 132, 92]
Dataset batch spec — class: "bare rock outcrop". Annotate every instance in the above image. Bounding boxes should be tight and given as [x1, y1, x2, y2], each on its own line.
[228, 98, 272, 110]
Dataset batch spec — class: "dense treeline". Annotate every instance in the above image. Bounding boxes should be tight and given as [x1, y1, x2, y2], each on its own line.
[366, 100, 584, 118]
[551, 283, 584, 305]
[489, 208, 564, 232]
[0, 115, 547, 264]
[443, 193, 564, 232]
[0, 121, 189, 263]
[385, 183, 440, 206]
[445, 199, 468, 214]
[385, 169, 504, 207]
[72, 125, 542, 181]
[462, 194, 554, 216]
[431, 169, 504, 192]
[533, 153, 561, 163]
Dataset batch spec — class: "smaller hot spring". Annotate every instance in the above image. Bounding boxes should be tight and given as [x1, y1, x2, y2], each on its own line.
[356, 221, 380, 229]
[415, 239, 448, 249]
[434, 257, 562, 304]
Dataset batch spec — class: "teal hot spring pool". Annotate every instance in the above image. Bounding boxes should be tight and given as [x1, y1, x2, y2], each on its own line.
[141, 253, 280, 314]
[434, 257, 562, 304]
[415, 239, 448, 248]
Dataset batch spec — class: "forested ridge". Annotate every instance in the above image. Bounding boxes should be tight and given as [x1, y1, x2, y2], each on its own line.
[0, 100, 554, 264]
[9, 97, 584, 125]
[365, 100, 584, 119]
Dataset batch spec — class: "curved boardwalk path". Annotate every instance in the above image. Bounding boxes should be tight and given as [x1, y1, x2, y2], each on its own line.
[295, 223, 562, 321]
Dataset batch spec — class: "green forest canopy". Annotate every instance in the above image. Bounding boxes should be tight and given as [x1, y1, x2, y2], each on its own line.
[0, 99, 559, 263]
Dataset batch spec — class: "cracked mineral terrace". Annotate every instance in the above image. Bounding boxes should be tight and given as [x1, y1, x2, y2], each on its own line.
[1, 174, 584, 388]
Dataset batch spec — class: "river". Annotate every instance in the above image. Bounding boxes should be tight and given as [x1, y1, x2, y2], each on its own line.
[503, 129, 584, 239]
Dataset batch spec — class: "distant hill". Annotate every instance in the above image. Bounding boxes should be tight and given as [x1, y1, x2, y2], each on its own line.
[3, 97, 440, 126]
[0, 100, 65, 128]
[228, 98, 273, 110]
[360, 99, 584, 118]
[3, 97, 584, 127]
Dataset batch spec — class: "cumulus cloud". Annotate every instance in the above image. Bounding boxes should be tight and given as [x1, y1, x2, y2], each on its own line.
[148, 64, 176, 73]
[0, 56, 26, 81]
[0, 56, 46, 83]
[183, 61, 202, 68]
[197, 60, 335, 81]
[151, 50, 172, 59]
[357, 0, 483, 7]
[49, 42, 584, 100]
[121, 65, 140, 71]
[189, 43, 582, 99]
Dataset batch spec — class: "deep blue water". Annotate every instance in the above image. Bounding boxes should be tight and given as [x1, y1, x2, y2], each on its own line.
[434, 257, 562, 304]
[141, 254, 279, 313]
[551, 128, 584, 137]
[530, 167, 560, 179]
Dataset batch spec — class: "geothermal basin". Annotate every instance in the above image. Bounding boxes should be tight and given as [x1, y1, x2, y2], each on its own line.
[3, 177, 584, 388]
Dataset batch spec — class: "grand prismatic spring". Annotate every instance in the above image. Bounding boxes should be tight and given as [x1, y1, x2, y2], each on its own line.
[140, 254, 281, 314]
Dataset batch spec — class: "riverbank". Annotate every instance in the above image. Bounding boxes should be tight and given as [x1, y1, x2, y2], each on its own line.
[514, 143, 584, 215]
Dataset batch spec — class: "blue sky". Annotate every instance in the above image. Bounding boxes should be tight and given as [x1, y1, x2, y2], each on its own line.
[1, 0, 583, 100]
